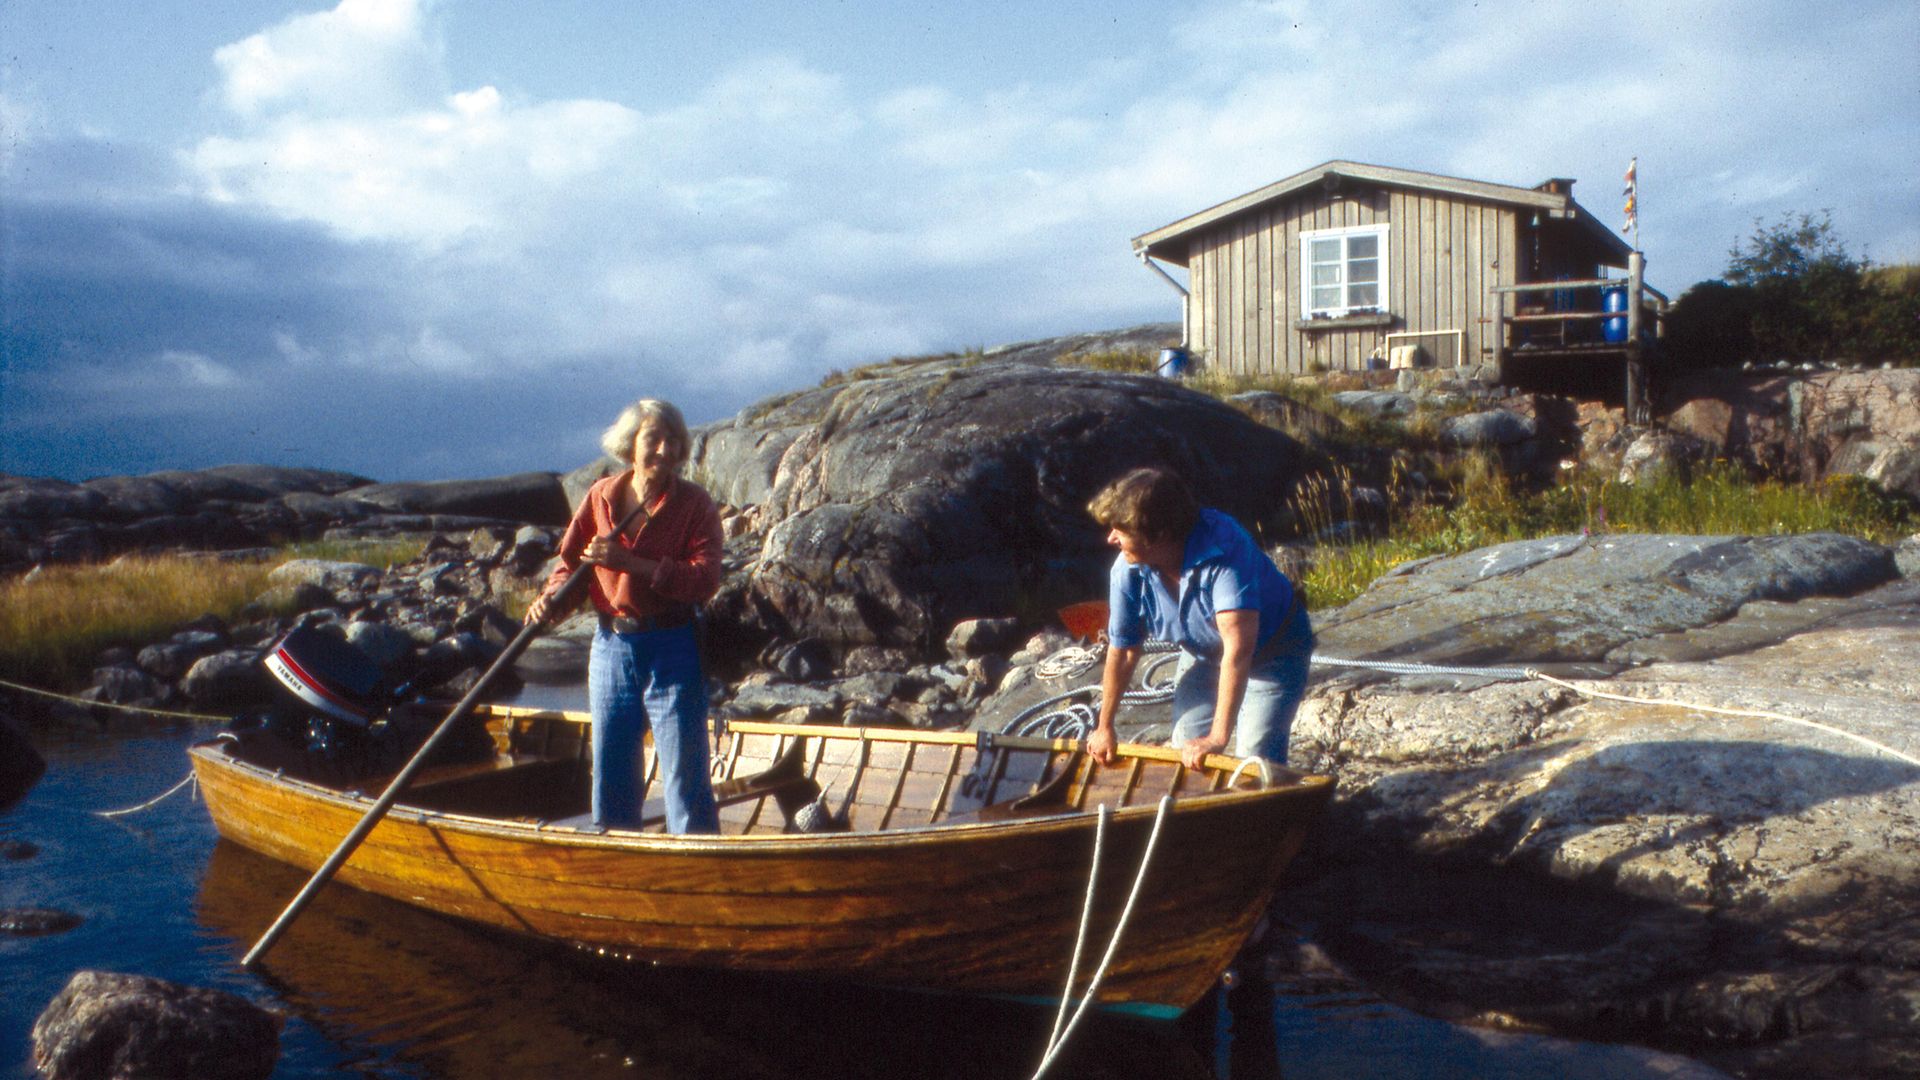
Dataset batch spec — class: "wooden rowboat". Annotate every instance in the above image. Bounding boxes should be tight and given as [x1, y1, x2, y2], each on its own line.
[191, 705, 1332, 1017]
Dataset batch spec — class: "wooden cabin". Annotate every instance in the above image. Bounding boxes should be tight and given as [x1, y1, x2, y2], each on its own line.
[1132, 160, 1665, 416]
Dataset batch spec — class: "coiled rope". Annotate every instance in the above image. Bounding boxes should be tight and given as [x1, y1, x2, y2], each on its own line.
[1032, 794, 1175, 1080]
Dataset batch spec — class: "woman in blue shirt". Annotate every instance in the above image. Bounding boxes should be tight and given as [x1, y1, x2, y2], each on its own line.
[1086, 467, 1314, 767]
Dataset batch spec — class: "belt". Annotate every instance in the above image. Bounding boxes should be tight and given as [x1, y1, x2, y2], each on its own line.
[599, 608, 694, 634]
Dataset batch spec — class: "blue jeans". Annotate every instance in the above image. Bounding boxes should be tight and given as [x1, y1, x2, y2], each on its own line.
[1170, 609, 1314, 763]
[588, 623, 718, 834]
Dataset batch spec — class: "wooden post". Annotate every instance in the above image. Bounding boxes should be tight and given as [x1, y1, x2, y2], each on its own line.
[1626, 251, 1647, 423]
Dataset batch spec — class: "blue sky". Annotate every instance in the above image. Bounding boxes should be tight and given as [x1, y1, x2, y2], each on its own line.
[4, 0, 1916, 482]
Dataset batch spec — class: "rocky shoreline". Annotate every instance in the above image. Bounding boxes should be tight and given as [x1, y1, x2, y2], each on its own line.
[6, 330, 1920, 1078]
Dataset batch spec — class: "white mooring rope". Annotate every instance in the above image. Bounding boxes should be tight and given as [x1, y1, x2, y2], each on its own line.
[93, 770, 199, 818]
[1527, 670, 1920, 769]
[1025, 642, 1920, 771]
[1032, 793, 1176, 1080]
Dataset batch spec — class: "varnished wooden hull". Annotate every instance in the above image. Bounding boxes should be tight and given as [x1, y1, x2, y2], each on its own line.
[192, 708, 1332, 1015]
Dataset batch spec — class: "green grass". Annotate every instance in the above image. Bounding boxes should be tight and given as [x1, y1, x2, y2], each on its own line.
[0, 538, 424, 690]
[1292, 459, 1915, 609]
[1057, 348, 1157, 374]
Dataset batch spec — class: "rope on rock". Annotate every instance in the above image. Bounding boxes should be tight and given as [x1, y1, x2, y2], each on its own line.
[1032, 794, 1175, 1080]
[1528, 670, 1920, 769]
[1014, 642, 1179, 739]
[1311, 654, 1536, 681]
[0, 675, 228, 723]
[1024, 645, 1920, 769]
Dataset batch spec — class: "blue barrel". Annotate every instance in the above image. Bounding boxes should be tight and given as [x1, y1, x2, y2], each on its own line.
[1156, 347, 1189, 378]
[1602, 287, 1629, 343]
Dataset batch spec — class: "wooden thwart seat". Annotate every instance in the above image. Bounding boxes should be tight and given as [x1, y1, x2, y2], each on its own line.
[637, 735, 818, 829]
[942, 753, 1079, 825]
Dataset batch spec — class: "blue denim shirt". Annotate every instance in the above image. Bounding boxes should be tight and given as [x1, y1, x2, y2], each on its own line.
[1105, 508, 1310, 662]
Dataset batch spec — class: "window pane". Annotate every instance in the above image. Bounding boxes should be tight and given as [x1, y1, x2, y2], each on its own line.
[1311, 287, 1341, 310]
[1348, 234, 1378, 259]
[1310, 239, 1341, 263]
[1349, 283, 1379, 307]
[1311, 264, 1342, 287]
[1348, 258, 1379, 284]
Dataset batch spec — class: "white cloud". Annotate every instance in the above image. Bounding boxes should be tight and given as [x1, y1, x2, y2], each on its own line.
[213, 0, 440, 117]
[18, 0, 1912, 481]
[188, 87, 644, 245]
[160, 349, 242, 388]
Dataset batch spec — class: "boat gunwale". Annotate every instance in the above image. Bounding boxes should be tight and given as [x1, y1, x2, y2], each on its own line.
[189, 710, 1333, 855]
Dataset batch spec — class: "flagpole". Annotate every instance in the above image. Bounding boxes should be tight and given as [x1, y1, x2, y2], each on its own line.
[1623, 156, 1640, 253]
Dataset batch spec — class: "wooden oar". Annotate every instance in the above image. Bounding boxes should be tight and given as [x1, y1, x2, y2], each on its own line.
[242, 501, 644, 968]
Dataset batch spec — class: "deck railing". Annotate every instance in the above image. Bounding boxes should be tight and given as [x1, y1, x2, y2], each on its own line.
[1489, 251, 1666, 420]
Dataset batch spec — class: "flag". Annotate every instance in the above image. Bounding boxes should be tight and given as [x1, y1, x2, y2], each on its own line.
[1621, 157, 1638, 235]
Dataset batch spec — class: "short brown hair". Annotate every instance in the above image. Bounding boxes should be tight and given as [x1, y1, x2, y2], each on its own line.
[1087, 467, 1198, 542]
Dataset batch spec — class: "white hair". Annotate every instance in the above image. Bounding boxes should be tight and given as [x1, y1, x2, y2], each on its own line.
[600, 399, 691, 468]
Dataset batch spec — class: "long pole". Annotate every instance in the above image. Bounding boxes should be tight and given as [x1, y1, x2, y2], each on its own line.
[242, 501, 642, 968]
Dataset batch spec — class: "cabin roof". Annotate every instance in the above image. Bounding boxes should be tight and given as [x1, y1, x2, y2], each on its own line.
[1132, 159, 1631, 266]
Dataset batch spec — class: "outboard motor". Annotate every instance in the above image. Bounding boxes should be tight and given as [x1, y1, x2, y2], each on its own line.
[222, 623, 411, 783]
[235, 622, 492, 783]
[263, 623, 392, 728]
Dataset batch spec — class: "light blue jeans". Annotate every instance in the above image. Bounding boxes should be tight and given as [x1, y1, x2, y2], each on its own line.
[1170, 618, 1314, 764]
[588, 623, 718, 834]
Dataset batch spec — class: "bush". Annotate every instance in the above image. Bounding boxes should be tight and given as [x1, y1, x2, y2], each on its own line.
[1665, 212, 1919, 369]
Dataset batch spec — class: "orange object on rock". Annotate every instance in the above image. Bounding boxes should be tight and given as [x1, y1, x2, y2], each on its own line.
[1057, 600, 1110, 642]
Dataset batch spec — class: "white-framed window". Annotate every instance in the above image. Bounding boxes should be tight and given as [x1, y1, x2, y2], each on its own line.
[1301, 224, 1389, 318]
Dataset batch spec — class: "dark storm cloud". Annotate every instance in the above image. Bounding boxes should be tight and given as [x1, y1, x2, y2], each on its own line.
[1, 178, 745, 482]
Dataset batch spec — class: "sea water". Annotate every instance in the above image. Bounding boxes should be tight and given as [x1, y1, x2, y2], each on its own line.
[2, 725, 1733, 1079]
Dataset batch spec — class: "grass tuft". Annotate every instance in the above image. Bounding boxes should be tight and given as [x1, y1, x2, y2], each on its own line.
[1291, 458, 1915, 609]
[0, 539, 425, 690]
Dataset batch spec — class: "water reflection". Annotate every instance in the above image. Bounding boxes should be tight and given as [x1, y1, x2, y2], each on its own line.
[196, 841, 1246, 1079]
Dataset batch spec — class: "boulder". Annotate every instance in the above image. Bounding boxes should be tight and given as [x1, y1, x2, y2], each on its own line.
[1663, 369, 1920, 501]
[83, 666, 171, 711]
[180, 650, 272, 709]
[726, 683, 843, 716]
[0, 476, 108, 520]
[1312, 532, 1897, 668]
[1330, 390, 1416, 418]
[945, 617, 1024, 660]
[1260, 534, 1920, 1077]
[277, 491, 373, 526]
[31, 971, 279, 1080]
[198, 464, 370, 496]
[136, 631, 226, 681]
[266, 558, 381, 595]
[420, 632, 500, 682]
[1617, 428, 1706, 485]
[2, 908, 82, 936]
[693, 359, 1306, 659]
[343, 620, 416, 670]
[75, 475, 194, 521]
[1441, 408, 1537, 447]
[760, 638, 832, 684]
[561, 459, 620, 514]
[344, 472, 571, 526]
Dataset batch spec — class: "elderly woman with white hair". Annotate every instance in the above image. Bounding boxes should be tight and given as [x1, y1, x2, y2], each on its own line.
[525, 399, 725, 834]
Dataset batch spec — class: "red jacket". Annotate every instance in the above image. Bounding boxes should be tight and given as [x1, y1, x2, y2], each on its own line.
[544, 472, 725, 619]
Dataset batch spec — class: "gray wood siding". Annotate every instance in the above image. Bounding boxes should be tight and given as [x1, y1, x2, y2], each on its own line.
[1187, 183, 1520, 375]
